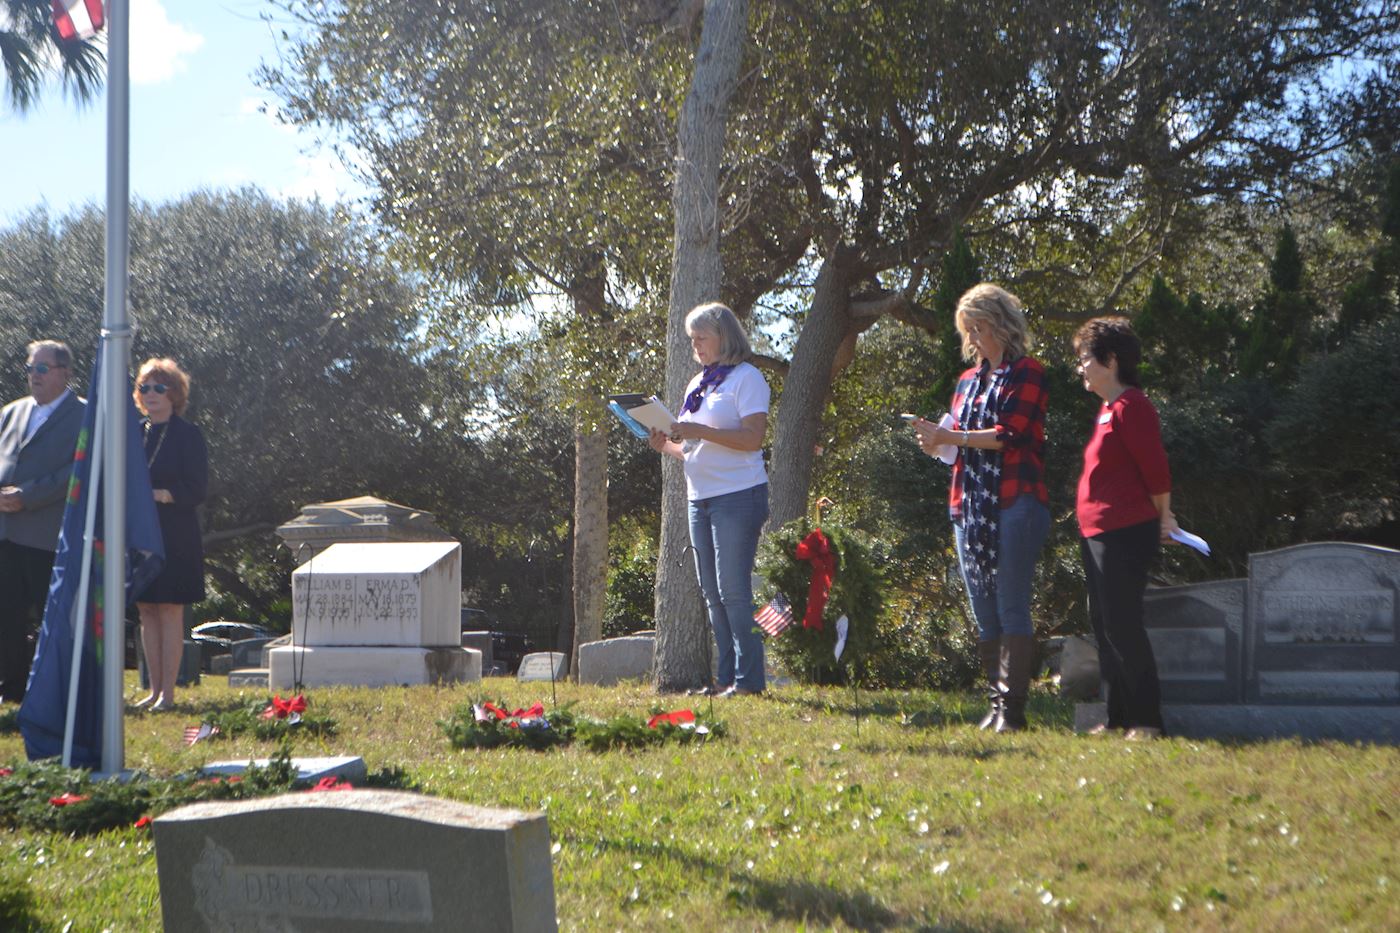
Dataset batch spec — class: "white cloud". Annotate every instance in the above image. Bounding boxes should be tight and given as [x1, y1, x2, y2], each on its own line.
[278, 149, 361, 204]
[129, 0, 204, 85]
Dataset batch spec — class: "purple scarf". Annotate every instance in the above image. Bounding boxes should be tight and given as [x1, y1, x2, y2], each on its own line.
[683, 364, 735, 414]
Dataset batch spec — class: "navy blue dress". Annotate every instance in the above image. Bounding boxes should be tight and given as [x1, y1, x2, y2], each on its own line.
[139, 414, 207, 604]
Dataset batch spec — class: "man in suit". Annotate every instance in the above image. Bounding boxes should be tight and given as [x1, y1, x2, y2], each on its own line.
[0, 340, 85, 703]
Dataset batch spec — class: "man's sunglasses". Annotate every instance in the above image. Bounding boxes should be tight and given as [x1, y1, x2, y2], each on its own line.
[24, 363, 67, 375]
[138, 383, 169, 395]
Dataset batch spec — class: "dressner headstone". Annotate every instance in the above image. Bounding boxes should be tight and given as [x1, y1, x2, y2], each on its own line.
[153, 790, 556, 932]
[1246, 543, 1400, 704]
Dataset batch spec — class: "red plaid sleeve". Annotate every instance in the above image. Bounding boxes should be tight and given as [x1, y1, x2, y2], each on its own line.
[946, 357, 1048, 518]
[993, 357, 1048, 448]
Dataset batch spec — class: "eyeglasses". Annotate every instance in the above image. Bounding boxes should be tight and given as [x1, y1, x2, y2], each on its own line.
[24, 362, 67, 375]
[1077, 354, 1097, 369]
[138, 383, 169, 395]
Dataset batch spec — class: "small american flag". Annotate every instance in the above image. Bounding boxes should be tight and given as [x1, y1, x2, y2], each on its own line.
[183, 723, 220, 746]
[755, 593, 794, 637]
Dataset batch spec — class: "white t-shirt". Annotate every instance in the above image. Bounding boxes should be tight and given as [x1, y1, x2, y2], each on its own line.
[678, 361, 770, 501]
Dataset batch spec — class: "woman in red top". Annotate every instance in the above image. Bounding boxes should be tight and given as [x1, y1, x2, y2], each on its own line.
[912, 284, 1049, 732]
[1074, 317, 1179, 739]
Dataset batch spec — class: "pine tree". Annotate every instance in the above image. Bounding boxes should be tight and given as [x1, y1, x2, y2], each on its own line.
[1337, 159, 1400, 342]
[921, 230, 982, 411]
[1241, 224, 1321, 382]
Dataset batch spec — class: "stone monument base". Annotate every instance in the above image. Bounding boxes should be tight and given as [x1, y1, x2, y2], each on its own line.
[1075, 701, 1400, 743]
[269, 646, 481, 689]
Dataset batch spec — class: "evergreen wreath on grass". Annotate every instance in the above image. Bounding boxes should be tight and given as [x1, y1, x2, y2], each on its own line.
[755, 518, 888, 685]
[195, 695, 337, 743]
[0, 746, 415, 837]
[439, 700, 726, 752]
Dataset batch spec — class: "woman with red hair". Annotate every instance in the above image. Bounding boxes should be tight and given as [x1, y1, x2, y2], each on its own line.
[131, 357, 208, 711]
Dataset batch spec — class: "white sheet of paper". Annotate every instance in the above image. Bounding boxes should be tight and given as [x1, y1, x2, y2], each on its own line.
[833, 614, 849, 660]
[933, 412, 958, 465]
[1170, 528, 1211, 556]
[624, 396, 680, 434]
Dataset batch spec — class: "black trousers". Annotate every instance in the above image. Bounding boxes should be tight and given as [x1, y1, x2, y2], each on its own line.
[0, 539, 56, 703]
[1081, 520, 1163, 730]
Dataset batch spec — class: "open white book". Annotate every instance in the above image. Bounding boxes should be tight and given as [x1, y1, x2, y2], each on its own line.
[607, 393, 679, 436]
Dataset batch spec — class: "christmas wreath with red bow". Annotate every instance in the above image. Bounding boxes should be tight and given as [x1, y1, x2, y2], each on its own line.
[189, 695, 337, 743]
[439, 700, 726, 751]
[755, 518, 887, 684]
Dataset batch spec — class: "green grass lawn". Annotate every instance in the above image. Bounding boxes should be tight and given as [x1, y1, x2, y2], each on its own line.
[3, 673, 1398, 931]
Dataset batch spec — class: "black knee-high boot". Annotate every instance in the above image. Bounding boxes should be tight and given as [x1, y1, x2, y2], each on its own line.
[996, 634, 1035, 732]
[976, 638, 1002, 730]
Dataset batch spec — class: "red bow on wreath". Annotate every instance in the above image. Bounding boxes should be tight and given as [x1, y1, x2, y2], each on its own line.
[794, 528, 835, 631]
[261, 694, 307, 720]
[475, 701, 546, 728]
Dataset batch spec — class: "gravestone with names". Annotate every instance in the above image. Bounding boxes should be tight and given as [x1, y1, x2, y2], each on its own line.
[270, 542, 477, 689]
[1247, 542, 1400, 704]
[154, 790, 556, 932]
[1076, 542, 1400, 741]
[517, 652, 568, 682]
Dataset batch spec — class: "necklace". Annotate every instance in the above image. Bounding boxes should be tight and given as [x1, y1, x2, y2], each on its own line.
[144, 420, 170, 468]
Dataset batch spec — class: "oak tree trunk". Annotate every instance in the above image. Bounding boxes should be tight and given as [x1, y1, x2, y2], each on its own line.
[570, 405, 608, 679]
[654, 0, 748, 692]
[768, 248, 856, 530]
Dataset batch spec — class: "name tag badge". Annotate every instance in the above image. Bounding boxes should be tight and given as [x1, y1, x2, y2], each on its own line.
[1098, 411, 1113, 425]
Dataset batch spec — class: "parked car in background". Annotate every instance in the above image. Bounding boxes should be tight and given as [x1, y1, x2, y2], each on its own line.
[460, 608, 535, 675]
[190, 621, 276, 672]
[488, 631, 535, 674]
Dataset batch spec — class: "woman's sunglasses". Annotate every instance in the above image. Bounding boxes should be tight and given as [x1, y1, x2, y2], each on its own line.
[138, 383, 169, 395]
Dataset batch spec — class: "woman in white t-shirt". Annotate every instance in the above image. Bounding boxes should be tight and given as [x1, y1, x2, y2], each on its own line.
[649, 303, 771, 696]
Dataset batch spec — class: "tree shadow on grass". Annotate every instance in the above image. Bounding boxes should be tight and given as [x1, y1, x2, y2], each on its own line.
[771, 692, 911, 719]
[576, 827, 1027, 930]
[769, 691, 1077, 733]
[729, 874, 1025, 931]
[842, 740, 1037, 762]
[725, 876, 901, 929]
[581, 832, 905, 928]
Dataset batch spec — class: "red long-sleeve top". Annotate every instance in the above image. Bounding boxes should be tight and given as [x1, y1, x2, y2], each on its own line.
[1076, 387, 1171, 537]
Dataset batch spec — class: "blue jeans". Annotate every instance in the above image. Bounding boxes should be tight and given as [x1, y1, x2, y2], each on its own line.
[954, 496, 1050, 642]
[688, 483, 769, 691]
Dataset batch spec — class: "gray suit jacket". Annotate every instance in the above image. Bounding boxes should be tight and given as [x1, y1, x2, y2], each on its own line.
[0, 391, 86, 552]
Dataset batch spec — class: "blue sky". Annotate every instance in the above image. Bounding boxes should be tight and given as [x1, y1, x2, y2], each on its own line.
[0, 0, 366, 226]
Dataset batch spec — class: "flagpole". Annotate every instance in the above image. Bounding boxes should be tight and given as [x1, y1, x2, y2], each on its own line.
[101, 0, 131, 775]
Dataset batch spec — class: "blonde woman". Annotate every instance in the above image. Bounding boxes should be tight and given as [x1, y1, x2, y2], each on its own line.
[911, 284, 1050, 731]
[131, 358, 207, 710]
